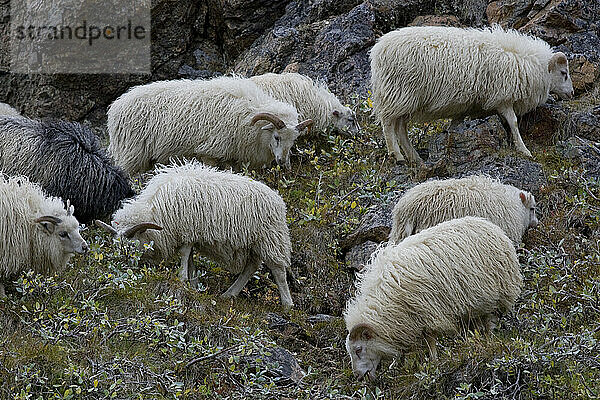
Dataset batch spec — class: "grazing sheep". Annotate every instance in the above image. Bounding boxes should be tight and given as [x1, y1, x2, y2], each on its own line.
[0, 175, 88, 296]
[344, 216, 522, 380]
[107, 76, 313, 175]
[250, 72, 357, 133]
[0, 102, 21, 117]
[389, 175, 538, 245]
[97, 160, 294, 308]
[371, 26, 574, 165]
[0, 117, 135, 223]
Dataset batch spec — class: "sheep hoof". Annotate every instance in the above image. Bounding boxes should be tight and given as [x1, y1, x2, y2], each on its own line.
[521, 149, 533, 158]
[220, 292, 235, 299]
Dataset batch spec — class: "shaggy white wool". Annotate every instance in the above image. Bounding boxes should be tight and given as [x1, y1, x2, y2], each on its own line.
[370, 25, 573, 163]
[0, 102, 20, 117]
[344, 216, 522, 355]
[112, 160, 291, 270]
[107, 75, 302, 175]
[389, 175, 537, 244]
[0, 175, 84, 280]
[251, 72, 355, 132]
[110, 160, 293, 306]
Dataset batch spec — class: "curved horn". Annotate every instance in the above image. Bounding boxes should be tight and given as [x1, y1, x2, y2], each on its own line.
[34, 215, 62, 225]
[296, 119, 313, 132]
[94, 219, 118, 236]
[251, 113, 285, 130]
[123, 222, 163, 239]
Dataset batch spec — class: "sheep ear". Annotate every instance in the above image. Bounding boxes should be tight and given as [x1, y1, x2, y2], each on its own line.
[349, 323, 376, 342]
[520, 192, 527, 205]
[548, 52, 568, 72]
[261, 123, 275, 131]
[67, 202, 75, 216]
[35, 216, 61, 233]
[38, 221, 55, 234]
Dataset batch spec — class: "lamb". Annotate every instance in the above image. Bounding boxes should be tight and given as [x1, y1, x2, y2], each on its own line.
[107, 75, 313, 175]
[389, 175, 538, 245]
[344, 216, 522, 380]
[0, 117, 135, 223]
[0, 175, 88, 296]
[96, 160, 294, 308]
[0, 102, 21, 117]
[370, 25, 574, 165]
[250, 72, 357, 133]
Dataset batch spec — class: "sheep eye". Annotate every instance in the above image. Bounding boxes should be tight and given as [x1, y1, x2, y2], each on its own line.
[274, 134, 280, 144]
[59, 231, 69, 238]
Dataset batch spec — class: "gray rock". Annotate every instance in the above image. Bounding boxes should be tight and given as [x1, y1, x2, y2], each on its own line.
[0, 0, 285, 128]
[339, 197, 397, 253]
[425, 116, 547, 193]
[558, 136, 600, 179]
[234, 1, 378, 99]
[241, 347, 305, 384]
[520, 104, 600, 143]
[266, 312, 311, 341]
[345, 240, 380, 272]
[306, 314, 336, 324]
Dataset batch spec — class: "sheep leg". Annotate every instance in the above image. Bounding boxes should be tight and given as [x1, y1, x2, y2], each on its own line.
[268, 264, 294, 309]
[485, 314, 499, 333]
[394, 118, 424, 166]
[383, 121, 404, 162]
[188, 249, 198, 289]
[403, 221, 414, 240]
[498, 106, 532, 157]
[178, 244, 194, 286]
[221, 256, 260, 299]
[425, 335, 438, 361]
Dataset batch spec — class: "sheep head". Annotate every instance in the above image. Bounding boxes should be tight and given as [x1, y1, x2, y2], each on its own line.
[548, 52, 573, 99]
[519, 192, 538, 229]
[332, 107, 358, 133]
[35, 212, 88, 255]
[251, 113, 312, 169]
[346, 323, 382, 381]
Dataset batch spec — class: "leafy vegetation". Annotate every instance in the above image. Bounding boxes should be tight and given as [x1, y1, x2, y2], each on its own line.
[1, 96, 599, 399]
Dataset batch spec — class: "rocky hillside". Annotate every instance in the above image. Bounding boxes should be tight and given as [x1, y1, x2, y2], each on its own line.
[0, 0, 599, 398]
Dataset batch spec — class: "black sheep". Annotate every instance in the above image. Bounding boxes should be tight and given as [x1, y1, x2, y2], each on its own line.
[0, 117, 135, 223]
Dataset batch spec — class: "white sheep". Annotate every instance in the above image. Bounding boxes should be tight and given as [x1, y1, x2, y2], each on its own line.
[344, 216, 522, 380]
[96, 161, 294, 308]
[389, 175, 538, 245]
[107, 76, 313, 175]
[370, 25, 574, 165]
[0, 102, 21, 117]
[0, 175, 88, 296]
[250, 72, 357, 133]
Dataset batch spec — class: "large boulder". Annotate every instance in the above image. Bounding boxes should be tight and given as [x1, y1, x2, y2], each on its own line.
[0, 0, 288, 129]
